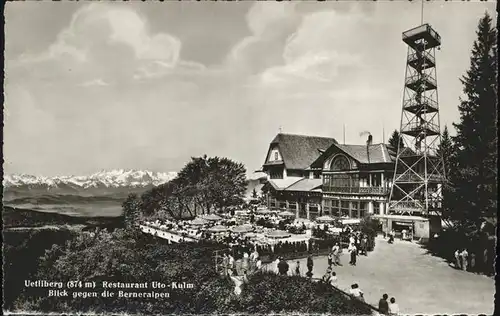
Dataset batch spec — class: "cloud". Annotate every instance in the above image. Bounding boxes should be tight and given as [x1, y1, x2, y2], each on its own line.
[259, 10, 365, 85]
[10, 3, 197, 84]
[79, 78, 109, 87]
[227, 2, 300, 74]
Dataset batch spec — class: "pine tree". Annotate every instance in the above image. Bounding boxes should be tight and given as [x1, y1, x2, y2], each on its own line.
[388, 129, 405, 150]
[437, 125, 455, 225]
[450, 13, 497, 233]
[437, 126, 454, 179]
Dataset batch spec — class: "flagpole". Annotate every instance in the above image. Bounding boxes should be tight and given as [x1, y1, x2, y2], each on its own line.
[343, 124, 346, 145]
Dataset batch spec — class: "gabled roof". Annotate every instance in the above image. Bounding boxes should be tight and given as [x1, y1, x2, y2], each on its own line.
[285, 178, 322, 192]
[266, 177, 304, 190]
[267, 133, 338, 170]
[311, 142, 394, 168]
[265, 178, 322, 193]
[336, 143, 393, 164]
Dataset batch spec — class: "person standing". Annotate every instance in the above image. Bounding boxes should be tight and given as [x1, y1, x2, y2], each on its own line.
[222, 253, 229, 276]
[250, 248, 259, 262]
[470, 252, 476, 272]
[388, 297, 399, 315]
[256, 258, 262, 271]
[454, 249, 461, 269]
[228, 254, 235, 273]
[278, 257, 289, 276]
[348, 243, 357, 266]
[349, 234, 355, 246]
[360, 236, 367, 256]
[332, 243, 340, 265]
[295, 261, 301, 276]
[242, 252, 250, 274]
[242, 271, 249, 284]
[327, 252, 333, 267]
[378, 294, 389, 315]
[274, 257, 281, 274]
[306, 254, 314, 277]
[461, 248, 469, 271]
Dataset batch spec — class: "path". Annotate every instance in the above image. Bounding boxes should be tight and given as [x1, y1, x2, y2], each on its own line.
[276, 236, 494, 314]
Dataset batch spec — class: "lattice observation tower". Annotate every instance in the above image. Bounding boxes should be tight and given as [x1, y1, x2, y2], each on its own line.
[389, 24, 446, 216]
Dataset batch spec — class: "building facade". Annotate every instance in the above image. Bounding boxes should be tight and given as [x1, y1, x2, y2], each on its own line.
[260, 133, 396, 221]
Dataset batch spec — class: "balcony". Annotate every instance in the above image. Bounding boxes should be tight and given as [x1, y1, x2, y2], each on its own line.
[323, 186, 389, 195]
[402, 24, 441, 51]
[408, 51, 435, 70]
[393, 173, 444, 183]
[403, 96, 438, 115]
[405, 74, 437, 92]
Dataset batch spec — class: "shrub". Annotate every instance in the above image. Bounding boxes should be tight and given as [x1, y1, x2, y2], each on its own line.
[239, 271, 372, 314]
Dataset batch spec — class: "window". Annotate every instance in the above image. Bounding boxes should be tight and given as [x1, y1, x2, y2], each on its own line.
[359, 202, 367, 211]
[274, 152, 279, 160]
[270, 169, 283, 179]
[330, 155, 350, 171]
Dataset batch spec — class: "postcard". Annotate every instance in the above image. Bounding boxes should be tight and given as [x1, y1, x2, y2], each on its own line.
[2, 1, 496, 315]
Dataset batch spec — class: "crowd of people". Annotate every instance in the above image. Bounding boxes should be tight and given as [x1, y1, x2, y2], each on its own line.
[221, 248, 262, 277]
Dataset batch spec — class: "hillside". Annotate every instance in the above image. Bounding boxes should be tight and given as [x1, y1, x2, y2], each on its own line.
[2, 206, 124, 229]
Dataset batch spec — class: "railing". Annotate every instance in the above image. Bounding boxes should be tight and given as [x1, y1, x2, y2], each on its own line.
[139, 223, 201, 243]
[403, 24, 441, 44]
[323, 186, 389, 195]
[394, 173, 443, 182]
[408, 50, 435, 66]
[405, 74, 437, 89]
[404, 95, 438, 110]
[401, 121, 440, 135]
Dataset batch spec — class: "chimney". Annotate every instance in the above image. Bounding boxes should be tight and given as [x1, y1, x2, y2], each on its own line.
[366, 134, 372, 164]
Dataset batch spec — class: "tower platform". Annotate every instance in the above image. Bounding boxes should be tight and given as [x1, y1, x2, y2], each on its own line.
[403, 24, 441, 50]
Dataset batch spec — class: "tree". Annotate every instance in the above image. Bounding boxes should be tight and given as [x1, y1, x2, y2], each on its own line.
[138, 155, 248, 220]
[450, 13, 497, 233]
[122, 193, 141, 229]
[437, 126, 456, 225]
[437, 126, 454, 178]
[388, 129, 404, 150]
[16, 229, 232, 314]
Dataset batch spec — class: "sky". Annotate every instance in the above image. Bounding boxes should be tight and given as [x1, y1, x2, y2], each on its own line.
[3, 1, 496, 177]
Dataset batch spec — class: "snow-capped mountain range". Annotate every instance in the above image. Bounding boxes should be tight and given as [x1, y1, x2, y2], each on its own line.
[3, 169, 178, 200]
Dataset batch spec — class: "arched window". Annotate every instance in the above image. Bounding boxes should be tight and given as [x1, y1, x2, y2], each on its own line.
[330, 155, 350, 171]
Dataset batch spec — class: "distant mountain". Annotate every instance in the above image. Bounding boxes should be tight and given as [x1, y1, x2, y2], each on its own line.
[2, 169, 178, 200]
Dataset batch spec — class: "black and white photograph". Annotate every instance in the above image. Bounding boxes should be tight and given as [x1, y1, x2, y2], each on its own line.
[2, 0, 497, 315]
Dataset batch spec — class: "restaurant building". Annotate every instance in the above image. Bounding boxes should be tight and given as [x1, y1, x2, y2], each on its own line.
[260, 133, 396, 221]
